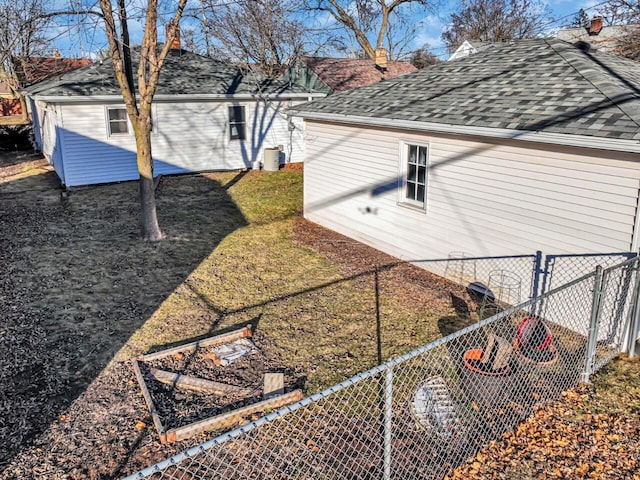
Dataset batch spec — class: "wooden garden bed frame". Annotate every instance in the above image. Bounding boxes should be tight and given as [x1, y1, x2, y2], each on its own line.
[132, 325, 303, 443]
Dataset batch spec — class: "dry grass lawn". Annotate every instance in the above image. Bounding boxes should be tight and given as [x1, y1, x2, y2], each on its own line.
[0, 155, 473, 478]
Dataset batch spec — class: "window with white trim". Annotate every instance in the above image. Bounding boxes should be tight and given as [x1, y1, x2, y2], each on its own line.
[106, 107, 129, 135]
[400, 142, 428, 209]
[228, 105, 246, 140]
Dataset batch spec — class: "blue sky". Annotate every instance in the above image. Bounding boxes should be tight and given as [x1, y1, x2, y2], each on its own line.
[50, 0, 604, 60]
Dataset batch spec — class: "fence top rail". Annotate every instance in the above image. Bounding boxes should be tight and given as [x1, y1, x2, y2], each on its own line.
[546, 251, 638, 260]
[602, 255, 640, 274]
[410, 254, 538, 264]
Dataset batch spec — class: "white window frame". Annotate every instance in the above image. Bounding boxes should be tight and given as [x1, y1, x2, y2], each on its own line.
[105, 106, 129, 136]
[398, 140, 429, 211]
[228, 105, 246, 140]
[104, 105, 158, 138]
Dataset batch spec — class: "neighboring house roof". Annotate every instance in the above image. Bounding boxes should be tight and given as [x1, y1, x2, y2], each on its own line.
[26, 49, 318, 99]
[448, 40, 497, 61]
[288, 56, 417, 93]
[289, 38, 640, 145]
[13, 56, 92, 86]
[556, 22, 639, 55]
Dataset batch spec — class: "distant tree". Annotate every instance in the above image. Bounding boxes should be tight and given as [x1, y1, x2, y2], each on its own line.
[196, 0, 305, 77]
[597, 0, 639, 24]
[98, 0, 188, 240]
[596, 0, 640, 61]
[442, 0, 551, 52]
[0, 0, 52, 92]
[305, 0, 436, 60]
[571, 8, 590, 28]
[410, 45, 439, 68]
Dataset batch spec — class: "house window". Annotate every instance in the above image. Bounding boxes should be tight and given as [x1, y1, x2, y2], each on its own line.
[229, 105, 246, 140]
[107, 107, 128, 135]
[401, 142, 428, 209]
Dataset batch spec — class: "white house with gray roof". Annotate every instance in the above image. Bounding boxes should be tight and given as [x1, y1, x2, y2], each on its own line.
[289, 38, 640, 260]
[25, 48, 324, 187]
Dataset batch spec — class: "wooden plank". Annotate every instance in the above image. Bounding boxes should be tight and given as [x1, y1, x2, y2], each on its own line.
[140, 325, 252, 362]
[149, 368, 245, 396]
[165, 390, 304, 443]
[263, 373, 284, 399]
[131, 358, 165, 439]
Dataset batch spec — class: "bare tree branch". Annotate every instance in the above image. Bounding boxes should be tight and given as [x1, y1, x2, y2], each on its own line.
[442, 0, 552, 53]
[305, 0, 433, 59]
[197, 0, 304, 77]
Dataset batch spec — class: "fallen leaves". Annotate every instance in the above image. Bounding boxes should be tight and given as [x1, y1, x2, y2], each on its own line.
[449, 356, 640, 479]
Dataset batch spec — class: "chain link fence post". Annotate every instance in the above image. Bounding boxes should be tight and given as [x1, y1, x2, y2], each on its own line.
[383, 365, 393, 480]
[530, 250, 543, 300]
[582, 265, 604, 383]
[628, 259, 640, 359]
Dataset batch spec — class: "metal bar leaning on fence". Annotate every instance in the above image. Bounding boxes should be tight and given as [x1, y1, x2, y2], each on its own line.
[628, 259, 640, 359]
[582, 266, 604, 383]
[383, 365, 393, 480]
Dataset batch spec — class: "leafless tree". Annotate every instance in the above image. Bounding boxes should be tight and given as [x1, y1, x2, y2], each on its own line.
[98, 0, 188, 241]
[410, 45, 439, 68]
[442, 0, 551, 52]
[0, 0, 52, 92]
[596, 0, 640, 61]
[305, 0, 435, 60]
[195, 0, 305, 77]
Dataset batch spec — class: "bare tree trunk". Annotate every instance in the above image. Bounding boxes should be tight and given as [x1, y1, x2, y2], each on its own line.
[133, 121, 162, 241]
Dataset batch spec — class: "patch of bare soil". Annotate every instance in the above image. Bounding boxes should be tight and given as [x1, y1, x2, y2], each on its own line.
[0, 151, 48, 179]
[1, 162, 250, 478]
[282, 162, 303, 172]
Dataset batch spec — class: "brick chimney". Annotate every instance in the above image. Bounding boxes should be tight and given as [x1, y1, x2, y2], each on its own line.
[166, 21, 181, 50]
[588, 16, 603, 36]
[375, 47, 388, 71]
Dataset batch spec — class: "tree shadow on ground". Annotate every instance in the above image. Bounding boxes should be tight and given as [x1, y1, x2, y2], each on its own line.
[0, 166, 247, 473]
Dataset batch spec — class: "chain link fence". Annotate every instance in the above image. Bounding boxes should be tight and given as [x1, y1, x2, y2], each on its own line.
[125, 256, 640, 480]
[539, 252, 638, 296]
[417, 253, 538, 307]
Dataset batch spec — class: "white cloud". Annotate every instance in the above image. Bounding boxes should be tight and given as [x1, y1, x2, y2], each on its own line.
[411, 14, 446, 52]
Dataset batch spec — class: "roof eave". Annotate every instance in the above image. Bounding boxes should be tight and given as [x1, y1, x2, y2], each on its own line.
[290, 111, 640, 154]
[26, 92, 327, 103]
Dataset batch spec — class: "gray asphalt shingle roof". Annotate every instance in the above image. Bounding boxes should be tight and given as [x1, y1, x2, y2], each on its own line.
[290, 38, 640, 141]
[26, 49, 310, 97]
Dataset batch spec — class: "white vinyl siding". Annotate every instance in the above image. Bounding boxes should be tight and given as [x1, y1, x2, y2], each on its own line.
[303, 121, 640, 258]
[49, 99, 306, 187]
